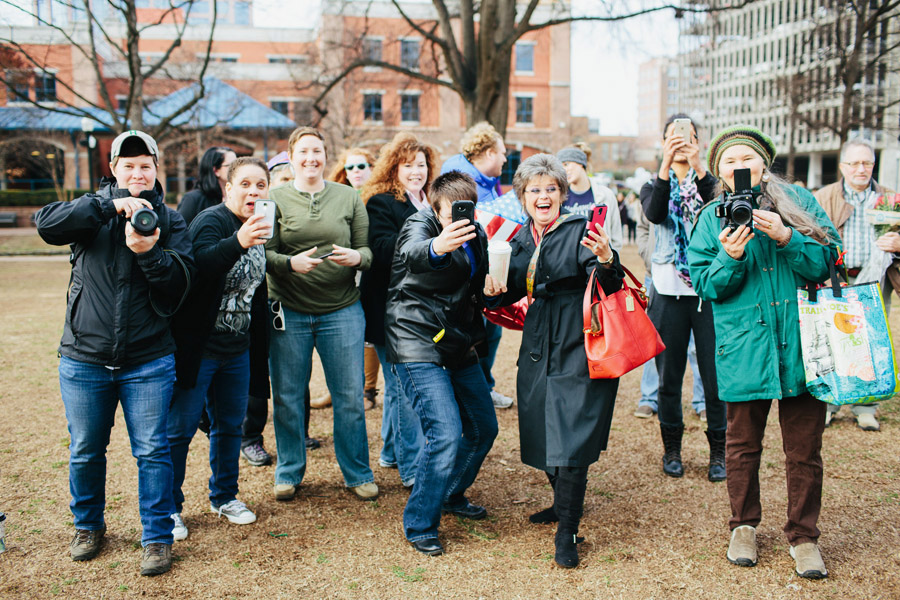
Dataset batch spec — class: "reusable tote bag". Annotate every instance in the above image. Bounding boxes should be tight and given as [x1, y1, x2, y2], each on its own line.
[797, 267, 900, 405]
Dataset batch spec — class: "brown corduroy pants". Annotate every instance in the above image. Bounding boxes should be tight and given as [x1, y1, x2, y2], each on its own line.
[725, 393, 826, 545]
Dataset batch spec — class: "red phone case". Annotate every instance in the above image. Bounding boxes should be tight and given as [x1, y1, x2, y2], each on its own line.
[585, 205, 608, 236]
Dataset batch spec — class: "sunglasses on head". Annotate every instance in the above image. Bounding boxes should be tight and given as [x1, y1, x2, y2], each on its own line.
[345, 163, 368, 171]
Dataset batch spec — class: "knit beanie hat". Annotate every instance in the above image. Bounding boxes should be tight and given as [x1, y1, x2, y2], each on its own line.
[707, 125, 777, 178]
[556, 147, 588, 169]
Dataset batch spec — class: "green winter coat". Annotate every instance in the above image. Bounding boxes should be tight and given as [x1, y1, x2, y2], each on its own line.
[687, 185, 840, 402]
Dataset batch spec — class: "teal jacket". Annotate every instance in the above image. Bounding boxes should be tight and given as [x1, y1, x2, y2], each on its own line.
[687, 185, 841, 402]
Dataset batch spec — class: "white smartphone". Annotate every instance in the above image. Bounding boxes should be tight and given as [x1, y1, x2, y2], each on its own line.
[254, 200, 276, 240]
[672, 118, 692, 143]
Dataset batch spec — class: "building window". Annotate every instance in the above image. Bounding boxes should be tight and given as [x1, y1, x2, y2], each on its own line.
[515, 96, 533, 124]
[400, 93, 419, 123]
[268, 55, 308, 64]
[294, 99, 313, 125]
[271, 100, 289, 116]
[233, 1, 250, 24]
[401, 39, 419, 71]
[515, 43, 534, 74]
[500, 150, 520, 185]
[363, 38, 383, 62]
[5, 71, 30, 102]
[363, 93, 383, 122]
[35, 73, 57, 103]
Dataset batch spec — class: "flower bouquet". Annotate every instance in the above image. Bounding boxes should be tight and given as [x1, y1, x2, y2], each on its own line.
[866, 193, 900, 236]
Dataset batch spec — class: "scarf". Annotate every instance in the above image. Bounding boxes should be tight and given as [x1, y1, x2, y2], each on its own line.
[668, 168, 704, 287]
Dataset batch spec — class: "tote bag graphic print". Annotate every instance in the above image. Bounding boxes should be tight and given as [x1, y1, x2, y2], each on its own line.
[798, 282, 900, 405]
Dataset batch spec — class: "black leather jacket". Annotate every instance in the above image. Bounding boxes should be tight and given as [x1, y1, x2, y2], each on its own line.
[385, 208, 488, 369]
[36, 178, 194, 367]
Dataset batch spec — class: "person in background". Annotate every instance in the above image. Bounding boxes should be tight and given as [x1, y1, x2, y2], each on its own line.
[641, 113, 726, 483]
[625, 192, 641, 243]
[484, 154, 624, 568]
[556, 144, 624, 250]
[178, 147, 237, 225]
[617, 191, 634, 244]
[265, 127, 377, 502]
[441, 122, 514, 410]
[35, 130, 194, 576]
[688, 124, 839, 580]
[235, 153, 292, 469]
[168, 157, 271, 541]
[314, 147, 380, 411]
[814, 138, 896, 431]
[386, 171, 498, 556]
[360, 133, 434, 488]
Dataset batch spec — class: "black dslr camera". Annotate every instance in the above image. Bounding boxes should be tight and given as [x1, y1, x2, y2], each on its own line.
[715, 168, 756, 230]
[130, 207, 159, 236]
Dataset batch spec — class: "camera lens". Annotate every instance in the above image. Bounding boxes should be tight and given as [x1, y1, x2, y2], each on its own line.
[131, 208, 158, 236]
[731, 200, 753, 227]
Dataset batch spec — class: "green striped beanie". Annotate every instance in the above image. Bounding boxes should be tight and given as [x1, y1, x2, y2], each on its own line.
[707, 124, 777, 179]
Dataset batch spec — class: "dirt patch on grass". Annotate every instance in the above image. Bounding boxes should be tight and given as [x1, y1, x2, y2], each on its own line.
[1, 247, 899, 599]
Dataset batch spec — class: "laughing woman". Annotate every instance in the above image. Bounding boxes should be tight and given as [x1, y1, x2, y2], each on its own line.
[265, 127, 377, 502]
[168, 157, 272, 540]
[484, 154, 624, 568]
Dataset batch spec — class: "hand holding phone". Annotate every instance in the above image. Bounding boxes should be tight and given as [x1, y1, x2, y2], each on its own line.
[451, 200, 476, 225]
[583, 205, 608, 238]
[672, 118, 692, 143]
[254, 200, 276, 240]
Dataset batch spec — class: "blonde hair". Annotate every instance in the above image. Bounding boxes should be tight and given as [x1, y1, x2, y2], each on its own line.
[327, 147, 376, 185]
[362, 132, 439, 203]
[288, 126, 326, 157]
[461, 122, 503, 161]
[715, 171, 832, 245]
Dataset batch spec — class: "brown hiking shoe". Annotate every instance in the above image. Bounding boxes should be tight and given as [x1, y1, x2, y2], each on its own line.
[70, 526, 106, 561]
[140, 542, 172, 576]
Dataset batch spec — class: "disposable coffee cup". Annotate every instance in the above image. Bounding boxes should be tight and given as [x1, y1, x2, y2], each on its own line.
[488, 240, 512, 288]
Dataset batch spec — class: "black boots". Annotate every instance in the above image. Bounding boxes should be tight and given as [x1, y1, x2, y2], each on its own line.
[660, 423, 685, 478]
[553, 468, 587, 568]
[529, 472, 559, 524]
[706, 429, 727, 482]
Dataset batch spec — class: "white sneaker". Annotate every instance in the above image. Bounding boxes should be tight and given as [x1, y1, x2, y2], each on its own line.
[211, 500, 257, 525]
[171, 513, 188, 541]
[491, 390, 514, 409]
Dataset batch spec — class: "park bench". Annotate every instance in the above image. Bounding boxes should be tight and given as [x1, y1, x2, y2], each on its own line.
[0, 212, 17, 227]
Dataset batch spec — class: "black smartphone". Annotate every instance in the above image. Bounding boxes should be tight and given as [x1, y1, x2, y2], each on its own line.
[451, 200, 475, 225]
[315, 251, 335, 259]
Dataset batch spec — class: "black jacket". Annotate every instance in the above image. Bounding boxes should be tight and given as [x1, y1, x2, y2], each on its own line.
[171, 203, 269, 392]
[359, 192, 417, 346]
[178, 188, 221, 226]
[640, 171, 719, 224]
[385, 208, 488, 369]
[36, 178, 194, 367]
[491, 214, 624, 469]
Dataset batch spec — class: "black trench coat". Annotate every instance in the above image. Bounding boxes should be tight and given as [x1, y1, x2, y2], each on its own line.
[494, 214, 624, 470]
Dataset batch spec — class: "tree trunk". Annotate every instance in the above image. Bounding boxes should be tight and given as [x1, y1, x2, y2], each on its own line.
[463, 46, 512, 134]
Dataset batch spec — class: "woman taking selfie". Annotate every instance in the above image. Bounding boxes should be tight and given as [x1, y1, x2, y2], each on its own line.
[688, 125, 839, 580]
[168, 157, 272, 540]
[484, 154, 624, 569]
[265, 127, 377, 502]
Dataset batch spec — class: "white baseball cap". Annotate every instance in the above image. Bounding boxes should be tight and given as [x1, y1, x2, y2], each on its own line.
[110, 130, 159, 164]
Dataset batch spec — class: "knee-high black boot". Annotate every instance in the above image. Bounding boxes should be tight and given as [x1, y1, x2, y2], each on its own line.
[660, 423, 685, 478]
[530, 471, 558, 524]
[554, 467, 587, 568]
[705, 429, 727, 482]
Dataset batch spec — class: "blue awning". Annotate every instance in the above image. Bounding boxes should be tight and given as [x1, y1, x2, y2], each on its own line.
[0, 105, 111, 132]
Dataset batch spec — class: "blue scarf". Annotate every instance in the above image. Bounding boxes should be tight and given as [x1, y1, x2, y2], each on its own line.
[668, 168, 704, 287]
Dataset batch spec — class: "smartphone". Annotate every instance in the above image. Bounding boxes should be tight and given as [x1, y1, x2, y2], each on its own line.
[315, 251, 335, 259]
[583, 205, 609, 238]
[451, 200, 476, 225]
[254, 200, 276, 240]
[672, 118, 692, 143]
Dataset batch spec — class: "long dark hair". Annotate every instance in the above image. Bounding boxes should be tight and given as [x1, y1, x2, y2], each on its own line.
[197, 146, 234, 201]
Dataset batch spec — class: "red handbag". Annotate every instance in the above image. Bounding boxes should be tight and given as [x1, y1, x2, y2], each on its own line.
[583, 266, 665, 379]
[484, 299, 528, 331]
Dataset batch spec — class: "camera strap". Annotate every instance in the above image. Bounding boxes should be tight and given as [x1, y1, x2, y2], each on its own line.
[149, 248, 192, 318]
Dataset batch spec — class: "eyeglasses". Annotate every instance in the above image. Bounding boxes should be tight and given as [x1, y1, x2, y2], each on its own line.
[345, 163, 368, 171]
[841, 161, 875, 170]
[525, 186, 559, 196]
[270, 300, 285, 331]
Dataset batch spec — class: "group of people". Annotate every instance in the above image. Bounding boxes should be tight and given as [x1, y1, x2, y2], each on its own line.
[35, 113, 893, 578]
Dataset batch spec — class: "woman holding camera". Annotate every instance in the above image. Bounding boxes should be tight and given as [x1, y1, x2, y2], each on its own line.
[687, 125, 839, 579]
[484, 154, 624, 569]
[168, 157, 272, 539]
[641, 114, 726, 482]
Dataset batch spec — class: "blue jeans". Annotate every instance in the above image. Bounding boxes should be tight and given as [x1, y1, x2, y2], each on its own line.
[638, 332, 706, 413]
[395, 362, 498, 542]
[479, 318, 503, 390]
[169, 351, 249, 512]
[59, 354, 176, 546]
[375, 344, 422, 487]
[268, 301, 373, 488]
